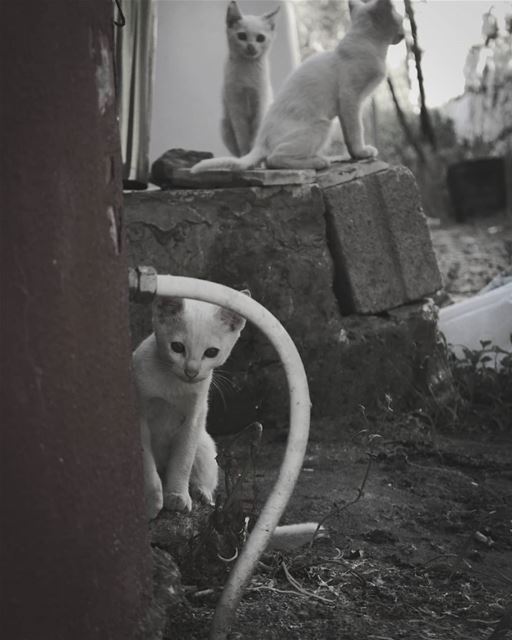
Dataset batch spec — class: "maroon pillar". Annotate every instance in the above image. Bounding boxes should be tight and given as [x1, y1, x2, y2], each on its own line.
[0, 1, 151, 639]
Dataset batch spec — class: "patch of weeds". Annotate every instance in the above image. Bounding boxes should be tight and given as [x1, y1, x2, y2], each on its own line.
[439, 338, 512, 432]
[310, 447, 374, 545]
[176, 422, 263, 589]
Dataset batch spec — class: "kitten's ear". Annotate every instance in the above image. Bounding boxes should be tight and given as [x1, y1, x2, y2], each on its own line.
[153, 296, 183, 323]
[226, 1, 242, 27]
[263, 6, 280, 30]
[218, 290, 250, 332]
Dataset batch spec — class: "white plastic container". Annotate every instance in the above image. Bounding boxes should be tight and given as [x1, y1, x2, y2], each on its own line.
[438, 283, 512, 365]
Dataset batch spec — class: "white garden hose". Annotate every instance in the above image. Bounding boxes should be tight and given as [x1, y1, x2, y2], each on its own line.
[142, 272, 311, 640]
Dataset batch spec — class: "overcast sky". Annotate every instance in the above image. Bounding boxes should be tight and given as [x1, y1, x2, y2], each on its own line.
[388, 0, 511, 107]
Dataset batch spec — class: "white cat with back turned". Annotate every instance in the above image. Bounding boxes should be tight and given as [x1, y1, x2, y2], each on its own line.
[192, 0, 404, 172]
[222, 1, 280, 157]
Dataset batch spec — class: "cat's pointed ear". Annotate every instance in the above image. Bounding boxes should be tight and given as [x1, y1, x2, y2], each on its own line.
[263, 6, 280, 30]
[348, 0, 363, 15]
[153, 296, 183, 323]
[218, 290, 250, 332]
[369, 0, 393, 13]
[226, 1, 243, 27]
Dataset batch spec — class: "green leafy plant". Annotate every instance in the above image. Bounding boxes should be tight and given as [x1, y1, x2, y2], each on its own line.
[442, 337, 512, 431]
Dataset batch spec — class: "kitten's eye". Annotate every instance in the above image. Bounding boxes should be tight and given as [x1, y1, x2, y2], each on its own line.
[237, 32, 247, 41]
[256, 34, 266, 43]
[204, 347, 220, 358]
[170, 342, 185, 354]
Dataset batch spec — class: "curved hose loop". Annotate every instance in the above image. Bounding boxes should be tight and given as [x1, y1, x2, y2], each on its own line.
[154, 275, 311, 640]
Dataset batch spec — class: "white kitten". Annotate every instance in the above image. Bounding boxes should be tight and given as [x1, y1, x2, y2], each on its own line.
[134, 294, 325, 550]
[133, 296, 247, 520]
[222, 1, 279, 157]
[192, 0, 404, 172]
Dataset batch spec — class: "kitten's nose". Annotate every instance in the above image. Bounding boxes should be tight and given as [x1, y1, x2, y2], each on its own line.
[246, 44, 257, 56]
[185, 367, 199, 380]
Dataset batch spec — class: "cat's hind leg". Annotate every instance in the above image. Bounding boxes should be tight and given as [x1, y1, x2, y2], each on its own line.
[266, 121, 331, 170]
[266, 153, 330, 170]
[190, 430, 218, 506]
[141, 419, 164, 520]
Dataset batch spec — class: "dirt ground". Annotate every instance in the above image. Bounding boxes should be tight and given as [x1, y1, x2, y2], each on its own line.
[430, 213, 512, 303]
[167, 214, 512, 640]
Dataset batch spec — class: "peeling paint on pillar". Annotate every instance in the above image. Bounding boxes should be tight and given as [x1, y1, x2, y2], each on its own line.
[0, 2, 151, 639]
[93, 32, 116, 115]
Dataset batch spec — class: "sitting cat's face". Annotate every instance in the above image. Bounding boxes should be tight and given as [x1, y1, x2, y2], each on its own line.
[153, 296, 247, 384]
[226, 0, 279, 60]
[349, 0, 404, 45]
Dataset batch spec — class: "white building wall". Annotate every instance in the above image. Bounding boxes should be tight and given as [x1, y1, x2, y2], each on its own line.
[149, 0, 300, 162]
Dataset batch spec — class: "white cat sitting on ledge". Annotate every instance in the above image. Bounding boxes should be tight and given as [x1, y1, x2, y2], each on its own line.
[192, 0, 404, 173]
[222, 1, 279, 157]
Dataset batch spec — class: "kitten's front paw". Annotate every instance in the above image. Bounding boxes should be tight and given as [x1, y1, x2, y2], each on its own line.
[192, 486, 215, 507]
[164, 491, 193, 513]
[352, 145, 378, 160]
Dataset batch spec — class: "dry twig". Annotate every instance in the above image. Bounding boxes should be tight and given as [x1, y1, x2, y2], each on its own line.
[311, 454, 373, 544]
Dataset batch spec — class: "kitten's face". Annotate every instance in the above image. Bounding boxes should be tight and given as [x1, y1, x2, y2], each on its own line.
[226, 1, 279, 60]
[349, 0, 404, 45]
[153, 297, 246, 385]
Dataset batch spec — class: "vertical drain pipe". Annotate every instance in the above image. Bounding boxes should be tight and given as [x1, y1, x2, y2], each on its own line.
[130, 268, 311, 640]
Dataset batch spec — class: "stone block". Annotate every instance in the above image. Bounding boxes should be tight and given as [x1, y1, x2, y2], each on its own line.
[316, 158, 389, 188]
[150, 148, 213, 187]
[323, 164, 442, 314]
[317, 300, 451, 416]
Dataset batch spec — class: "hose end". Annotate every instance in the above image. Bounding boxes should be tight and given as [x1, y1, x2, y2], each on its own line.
[128, 266, 158, 303]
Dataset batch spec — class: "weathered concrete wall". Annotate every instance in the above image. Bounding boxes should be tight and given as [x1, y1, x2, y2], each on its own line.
[125, 162, 443, 432]
[127, 182, 342, 429]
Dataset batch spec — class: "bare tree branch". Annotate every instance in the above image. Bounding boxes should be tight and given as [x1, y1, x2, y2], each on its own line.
[404, 0, 437, 150]
[387, 77, 426, 164]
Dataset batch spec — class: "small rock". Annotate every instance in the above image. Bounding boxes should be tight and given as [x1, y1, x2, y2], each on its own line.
[474, 531, 494, 547]
[149, 505, 211, 561]
[150, 148, 214, 187]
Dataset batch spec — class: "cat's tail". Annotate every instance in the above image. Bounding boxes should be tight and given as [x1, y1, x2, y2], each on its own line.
[190, 145, 266, 173]
[268, 522, 327, 551]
